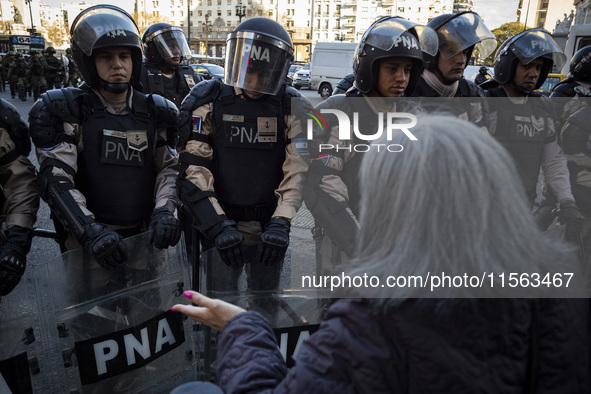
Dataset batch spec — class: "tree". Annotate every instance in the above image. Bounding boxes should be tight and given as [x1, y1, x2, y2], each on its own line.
[481, 21, 529, 66]
[136, 12, 169, 34]
[13, 6, 23, 24]
[45, 24, 68, 47]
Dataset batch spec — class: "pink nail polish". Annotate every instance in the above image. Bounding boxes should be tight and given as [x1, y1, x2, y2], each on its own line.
[170, 308, 177, 312]
[183, 291, 193, 299]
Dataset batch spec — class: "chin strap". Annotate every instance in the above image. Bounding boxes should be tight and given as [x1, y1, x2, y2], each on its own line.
[99, 78, 130, 94]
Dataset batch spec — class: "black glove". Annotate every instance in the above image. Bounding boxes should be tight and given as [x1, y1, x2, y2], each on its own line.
[0, 226, 32, 296]
[532, 205, 556, 231]
[212, 220, 249, 268]
[558, 201, 585, 244]
[256, 218, 290, 266]
[83, 223, 129, 270]
[148, 207, 182, 249]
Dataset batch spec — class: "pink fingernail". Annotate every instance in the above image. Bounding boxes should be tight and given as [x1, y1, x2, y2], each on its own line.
[183, 291, 193, 299]
[170, 308, 177, 312]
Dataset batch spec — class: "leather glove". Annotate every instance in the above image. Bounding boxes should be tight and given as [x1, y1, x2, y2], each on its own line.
[0, 226, 32, 296]
[148, 207, 182, 249]
[83, 223, 129, 269]
[532, 205, 556, 231]
[256, 218, 290, 266]
[213, 220, 249, 268]
[558, 201, 585, 244]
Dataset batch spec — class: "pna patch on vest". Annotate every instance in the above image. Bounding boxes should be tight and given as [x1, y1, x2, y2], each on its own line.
[102, 129, 144, 167]
[192, 115, 202, 133]
[75, 310, 185, 385]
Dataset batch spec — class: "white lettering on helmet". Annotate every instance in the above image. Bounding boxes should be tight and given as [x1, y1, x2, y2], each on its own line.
[393, 35, 419, 50]
[243, 43, 271, 62]
[106, 29, 128, 38]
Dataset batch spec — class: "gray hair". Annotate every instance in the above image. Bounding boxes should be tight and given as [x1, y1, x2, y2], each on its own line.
[344, 115, 579, 299]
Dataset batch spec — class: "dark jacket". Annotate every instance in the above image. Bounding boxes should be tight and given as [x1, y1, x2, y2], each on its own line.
[216, 298, 590, 393]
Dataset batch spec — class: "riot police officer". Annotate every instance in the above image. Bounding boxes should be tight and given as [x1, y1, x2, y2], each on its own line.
[63, 47, 80, 87]
[482, 29, 583, 239]
[29, 5, 181, 272]
[27, 50, 44, 101]
[177, 18, 310, 312]
[140, 23, 201, 108]
[474, 66, 490, 86]
[8, 53, 28, 101]
[0, 99, 39, 296]
[5, 52, 16, 99]
[41, 46, 63, 90]
[304, 17, 437, 272]
[410, 11, 496, 126]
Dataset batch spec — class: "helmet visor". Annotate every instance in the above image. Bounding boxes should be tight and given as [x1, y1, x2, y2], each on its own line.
[225, 31, 293, 95]
[437, 12, 497, 61]
[149, 27, 192, 61]
[360, 18, 439, 58]
[71, 6, 140, 56]
[509, 29, 567, 70]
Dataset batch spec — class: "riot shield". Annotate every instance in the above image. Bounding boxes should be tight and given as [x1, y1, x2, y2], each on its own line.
[31, 232, 197, 393]
[0, 260, 52, 393]
[197, 220, 325, 381]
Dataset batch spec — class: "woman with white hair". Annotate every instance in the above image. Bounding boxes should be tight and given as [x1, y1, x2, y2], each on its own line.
[173, 115, 589, 393]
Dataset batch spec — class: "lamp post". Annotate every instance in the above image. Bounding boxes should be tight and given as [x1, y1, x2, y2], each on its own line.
[204, 13, 211, 61]
[235, 1, 246, 24]
[4, 22, 12, 34]
[24, 0, 36, 36]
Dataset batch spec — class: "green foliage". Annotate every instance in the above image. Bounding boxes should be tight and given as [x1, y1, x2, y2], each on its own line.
[481, 21, 529, 66]
[46, 24, 67, 47]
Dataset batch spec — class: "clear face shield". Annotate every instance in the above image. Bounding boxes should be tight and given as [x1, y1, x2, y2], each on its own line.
[146, 27, 192, 61]
[225, 31, 294, 95]
[71, 6, 140, 56]
[436, 12, 497, 61]
[359, 17, 439, 58]
[507, 29, 566, 69]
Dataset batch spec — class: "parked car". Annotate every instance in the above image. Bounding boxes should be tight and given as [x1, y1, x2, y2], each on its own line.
[191, 63, 224, 81]
[293, 63, 310, 89]
[535, 73, 567, 96]
[287, 64, 303, 86]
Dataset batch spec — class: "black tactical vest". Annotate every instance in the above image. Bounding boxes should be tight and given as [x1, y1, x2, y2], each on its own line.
[142, 63, 197, 107]
[75, 90, 158, 225]
[210, 84, 287, 209]
[486, 87, 549, 202]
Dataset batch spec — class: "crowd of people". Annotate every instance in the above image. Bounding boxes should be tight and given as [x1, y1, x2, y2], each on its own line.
[0, 4, 590, 392]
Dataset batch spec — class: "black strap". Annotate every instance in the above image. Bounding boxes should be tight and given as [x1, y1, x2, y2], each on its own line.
[40, 158, 77, 178]
[189, 132, 212, 145]
[524, 300, 539, 394]
[179, 152, 212, 170]
[0, 149, 19, 167]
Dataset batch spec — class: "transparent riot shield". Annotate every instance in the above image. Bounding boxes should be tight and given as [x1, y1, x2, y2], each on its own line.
[0, 262, 52, 393]
[197, 217, 325, 381]
[32, 232, 197, 393]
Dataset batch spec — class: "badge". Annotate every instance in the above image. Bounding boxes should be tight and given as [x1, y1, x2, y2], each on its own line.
[223, 114, 245, 122]
[127, 130, 148, 152]
[192, 115, 202, 133]
[185, 74, 196, 89]
[530, 115, 544, 131]
[103, 129, 127, 139]
[257, 117, 277, 143]
[294, 138, 308, 153]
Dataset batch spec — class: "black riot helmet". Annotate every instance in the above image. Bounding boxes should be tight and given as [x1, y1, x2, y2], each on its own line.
[570, 46, 591, 82]
[225, 17, 294, 95]
[142, 23, 192, 69]
[479, 66, 488, 74]
[491, 28, 566, 94]
[70, 5, 143, 94]
[353, 16, 438, 95]
[46, 46, 56, 54]
[425, 12, 496, 74]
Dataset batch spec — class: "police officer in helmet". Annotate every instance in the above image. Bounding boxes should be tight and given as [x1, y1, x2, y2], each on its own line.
[29, 5, 182, 273]
[483, 29, 583, 241]
[474, 66, 489, 86]
[140, 23, 202, 107]
[304, 17, 437, 272]
[177, 17, 310, 313]
[411, 11, 496, 98]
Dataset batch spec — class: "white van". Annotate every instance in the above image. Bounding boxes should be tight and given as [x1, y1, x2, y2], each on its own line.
[309, 42, 358, 99]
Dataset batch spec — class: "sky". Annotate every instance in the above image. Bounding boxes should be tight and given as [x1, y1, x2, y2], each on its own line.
[471, 0, 520, 30]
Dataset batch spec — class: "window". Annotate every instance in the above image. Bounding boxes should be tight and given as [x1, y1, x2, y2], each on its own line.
[217, 9, 221, 16]
[180, 21, 184, 26]
[198, 10, 202, 15]
[171, 10, 175, 16]
[180, 10, 184, 16]
[227, 9, 231, 16]
[267, 10, 273, 17]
